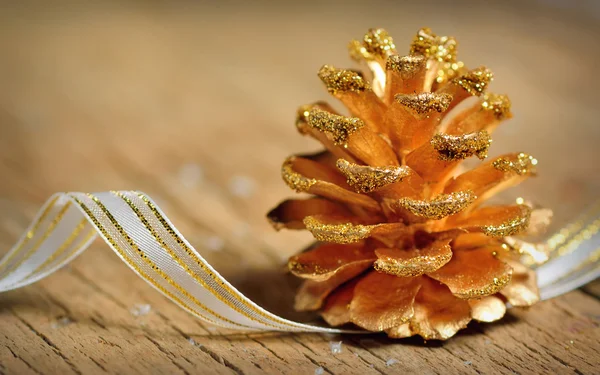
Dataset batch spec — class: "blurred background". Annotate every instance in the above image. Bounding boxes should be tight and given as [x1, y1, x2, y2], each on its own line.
[0, 0, 598, 293]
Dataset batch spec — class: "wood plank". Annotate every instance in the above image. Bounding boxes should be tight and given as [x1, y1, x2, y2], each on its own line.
[0, 1, 599, 374]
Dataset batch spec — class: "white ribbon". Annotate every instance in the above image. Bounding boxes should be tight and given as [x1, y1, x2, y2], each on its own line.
[0, 191, 597, 332]
[537, 201, 600, 300]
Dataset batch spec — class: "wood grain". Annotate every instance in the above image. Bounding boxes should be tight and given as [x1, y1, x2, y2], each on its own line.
[0, 1, 598, 374]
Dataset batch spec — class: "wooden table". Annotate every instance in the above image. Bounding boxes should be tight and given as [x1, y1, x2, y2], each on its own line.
[0, 1, 598, 374]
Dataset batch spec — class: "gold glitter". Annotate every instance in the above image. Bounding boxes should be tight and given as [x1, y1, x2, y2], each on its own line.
[410, 27, 464, 83]
[411, 27, 456, 62]
[281, 157, 317, 192]
[452, 67, 493, 96]
[303, 216, 377, 244]
[397, 190, 476, 220]
[318, 65, 370, 94]
[386, 55, 426, 79]
[349, 28, 396, 61]
[295, 104, 313, 135]
[431, 130, 492, 161]
[336, 159, 410, 193]
[395, 92, 453, 119]
[483, 205, 532, 237]
[374, 241, 452, 277]
[481, 93, 511, 120]
[307, 108, 364, 146]
[429, 249, 513, 299]
[288, 260, 324, 277]
[363, 28, 396, 58]
[410, 27, 437, 55]
[348, 40, 364, 61]
[457, 272, 512, 299]
[492, 153, 538, 175]
[373, 254, 451, 277]
[288, 244, 375, 281]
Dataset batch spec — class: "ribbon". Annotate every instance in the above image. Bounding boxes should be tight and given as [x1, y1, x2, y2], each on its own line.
[0, 191, 598, 332]
[537, 201, 600, 300]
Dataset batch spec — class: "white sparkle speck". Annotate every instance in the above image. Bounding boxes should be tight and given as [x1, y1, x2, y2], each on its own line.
[329, 341, 343, 354]
[178, 163, 204, 188]
[50, 316, 73, 329]
[229, 175, 257, 198]
[386, 358, 399, 367]
[188, 338, 204, 348]
[205, 236, 225, 252]
[130, 304, 151, 317]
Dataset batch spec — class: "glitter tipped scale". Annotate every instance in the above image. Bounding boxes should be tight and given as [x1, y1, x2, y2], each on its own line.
[386, 55, 426, 79]
[395, 92, 453, 118]
[318, 65, 370, 94]
[268, 27, 550, 340]
[431, 131, 492, 161]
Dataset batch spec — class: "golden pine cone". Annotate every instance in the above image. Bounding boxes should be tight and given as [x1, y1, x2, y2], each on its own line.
[267, 27, 552, 340]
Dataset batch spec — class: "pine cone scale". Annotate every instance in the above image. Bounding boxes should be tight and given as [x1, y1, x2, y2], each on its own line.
[373, 239, 453, 277]
[288, 242, 376, 281]
[349, 271, 421, 331]
[427, 248, 514, 299]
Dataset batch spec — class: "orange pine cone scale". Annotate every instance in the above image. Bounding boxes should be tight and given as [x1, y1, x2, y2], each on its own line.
[267, 27, 552, 340]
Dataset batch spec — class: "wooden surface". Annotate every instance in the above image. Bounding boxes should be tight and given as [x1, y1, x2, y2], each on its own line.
[0, 1, 599, 374]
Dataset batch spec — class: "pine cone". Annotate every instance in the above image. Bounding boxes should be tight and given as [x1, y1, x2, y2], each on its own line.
[267, 28, 551, 340]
